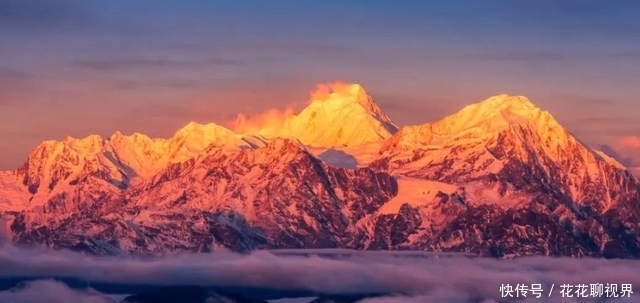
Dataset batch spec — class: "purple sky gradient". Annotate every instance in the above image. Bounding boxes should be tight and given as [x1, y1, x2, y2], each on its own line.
[1, 0, 640, 169]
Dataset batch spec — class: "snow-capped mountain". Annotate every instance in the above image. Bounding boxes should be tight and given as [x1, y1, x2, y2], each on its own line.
[281, 83, 398, 147]
[0, 122, 252, 211]
[240, 82, 398, 147]
[7, 138, 397, 255]
[1, 86, 640, 258]
[368, 94, 640, 257]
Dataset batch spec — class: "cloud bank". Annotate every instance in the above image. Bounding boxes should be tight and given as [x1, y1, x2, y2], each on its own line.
[599, 136, 640, 176]
[0, 245, 639, 302]
[0, 280, 116, 303]
[229, 107, 296, 136]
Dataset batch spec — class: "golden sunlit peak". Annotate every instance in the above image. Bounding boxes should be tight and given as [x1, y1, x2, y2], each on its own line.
[480, 94, 535, 108]
[60, 134, 104, 152]
[63, 135, 76, 143]
[227, 80, 397, 148]
[173, 121, 237, 140]
[177, 121, 225, 132]
[308, 81, 369, 105]
[63, 134, 102, 144]
[182, 121, 205, 130]
[466, 93, 544, 119]
[111, 130, 125, 138]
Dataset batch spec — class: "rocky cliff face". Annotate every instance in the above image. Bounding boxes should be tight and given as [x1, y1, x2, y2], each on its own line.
[2, 90, 640, 258]
[7, 139, 398, 255]
[365, 95, 640, 258]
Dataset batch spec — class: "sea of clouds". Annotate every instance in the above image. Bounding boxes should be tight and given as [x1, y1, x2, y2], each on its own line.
[0, 244, 639, 302]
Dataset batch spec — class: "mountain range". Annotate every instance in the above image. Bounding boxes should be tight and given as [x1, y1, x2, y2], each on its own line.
[1, 82, 639, 258]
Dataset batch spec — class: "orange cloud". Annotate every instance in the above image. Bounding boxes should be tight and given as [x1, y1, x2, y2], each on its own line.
[227, 106, 296, 136]
[615, 136, 640, 177]
[620, 136, 640, 149]
[226, 81, 366, 136]
[308, 81, 364, 104]
[599, 136, 640, 176]
[226, 81, 361, 135]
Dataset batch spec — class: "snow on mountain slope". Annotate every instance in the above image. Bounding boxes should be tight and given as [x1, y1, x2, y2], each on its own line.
[2, 122, 253, 213]
[131, 138, 397, 235]
[9, 138, 398, 254]
[236, 82, 398, 148]
[281, 83, 397, 147]
[106, 121, 252, 178]
[377, 176, 456, 214]
[364, 94, 640, 257]
[1, 82, 397, 213]
[377, 175, 533, 214]
[593, 149, 626, 170]
[0, 171, 31, 212]
[167, 122, 250, 161]
[12, 136, 130, 208]
[380, 94, 558, 153]
[376, 94, 634, 205]
[4, 90, 640, 258]
[307, 142, 383, 169]
[104, 131, 168, 177]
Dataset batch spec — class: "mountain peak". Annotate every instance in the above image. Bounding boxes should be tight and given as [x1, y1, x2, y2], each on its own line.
[434, 93, 554, 136]
[61, 134, 104, 152]
[172, 121, 242, 143]
[309, 82, 368, 104]
[161, 121, 254, 164]
[307, 82, 383, 117]
[176, 121, 227, 133]
[475, 94, 538, 115]
[380, 94, 559, 154]
[281, 82, 398, 147]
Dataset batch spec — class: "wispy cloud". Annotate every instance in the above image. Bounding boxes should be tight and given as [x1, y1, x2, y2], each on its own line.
[598, 144, 636, 167]
[458, 50, 640, 66]
[0, 280, 115, 303]
[0, 67, 35, 108]
[575, 98, 615, 105]
[565, 116, 634, 126]
[73, 58, 242, 71]
[598, 136, 640, 171]
[127, 102, 208, 121]
[241, 41, 352, 54]
[109, 79, 203, 91]
[471, 52, 567, 63]
[0, 67, 31, 81]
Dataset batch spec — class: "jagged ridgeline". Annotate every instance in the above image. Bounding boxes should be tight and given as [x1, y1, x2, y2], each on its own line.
[1, 83, 639, 258]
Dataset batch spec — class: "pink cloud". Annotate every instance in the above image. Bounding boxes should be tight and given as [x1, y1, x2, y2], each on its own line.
[598, 136, 640, 177]
[620, 136, 640, 149]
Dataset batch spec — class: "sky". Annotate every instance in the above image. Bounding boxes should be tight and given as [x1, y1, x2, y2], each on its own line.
[1, 0, 640, 170]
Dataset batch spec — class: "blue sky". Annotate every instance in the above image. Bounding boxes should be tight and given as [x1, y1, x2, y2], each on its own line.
[1, 0, 640, 169]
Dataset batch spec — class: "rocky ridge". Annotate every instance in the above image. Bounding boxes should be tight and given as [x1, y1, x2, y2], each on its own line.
[1, 85, 639, 258]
